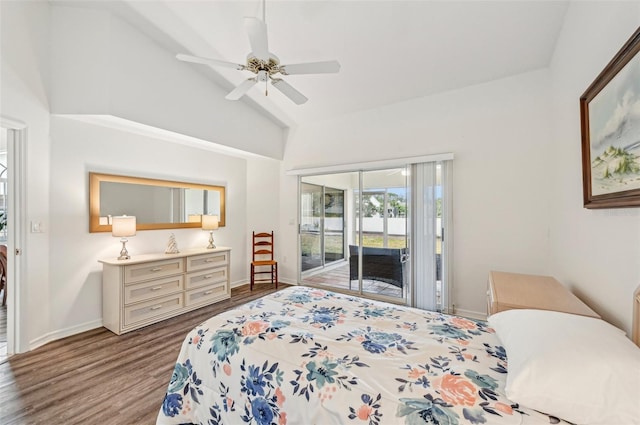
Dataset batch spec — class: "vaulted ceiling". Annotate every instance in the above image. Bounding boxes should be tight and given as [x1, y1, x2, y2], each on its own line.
[55, 0, 569, 128]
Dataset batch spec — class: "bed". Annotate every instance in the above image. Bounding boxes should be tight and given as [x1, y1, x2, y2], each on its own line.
[157, 286, 640, 425]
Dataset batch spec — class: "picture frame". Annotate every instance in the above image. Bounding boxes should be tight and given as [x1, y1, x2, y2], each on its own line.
[580, 27, 640, 209]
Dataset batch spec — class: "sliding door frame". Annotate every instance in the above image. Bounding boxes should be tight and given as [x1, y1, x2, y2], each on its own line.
[291, 153, 453, 309]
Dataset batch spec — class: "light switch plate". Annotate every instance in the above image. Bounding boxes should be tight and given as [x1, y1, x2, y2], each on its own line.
[31, 221, 44, 233]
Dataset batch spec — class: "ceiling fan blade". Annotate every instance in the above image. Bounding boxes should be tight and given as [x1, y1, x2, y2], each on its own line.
[176, 54, 244, 70]
[271, 79, 308, 105]
[280, 60, 341, 75]
[225, 78, 257, 100]
[244, 17, 270, 61]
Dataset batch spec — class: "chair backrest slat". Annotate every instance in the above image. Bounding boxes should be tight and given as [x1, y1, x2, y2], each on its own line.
[252, 231, 275, 262]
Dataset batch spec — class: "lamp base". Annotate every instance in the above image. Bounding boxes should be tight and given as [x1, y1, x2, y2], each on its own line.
[118, 238, 130, 260]
[206, 230, 216, 249]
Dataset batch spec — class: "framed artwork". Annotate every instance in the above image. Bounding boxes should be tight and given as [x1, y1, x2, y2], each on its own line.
[580, 27, 640, 209]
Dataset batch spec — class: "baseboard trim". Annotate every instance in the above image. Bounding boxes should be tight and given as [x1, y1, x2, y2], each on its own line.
[29, 319, 103, 351]
[453, 308, 487, 321]
[231, 278, 298, 289]
[230, 279, 246, 289]
[278, 277, 297, 285]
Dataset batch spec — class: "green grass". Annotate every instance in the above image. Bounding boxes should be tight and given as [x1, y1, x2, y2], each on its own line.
[301, 232, 441, 257]
[301, 233, 407, 256]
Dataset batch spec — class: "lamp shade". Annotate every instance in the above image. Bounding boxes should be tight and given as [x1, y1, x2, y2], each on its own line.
[112, 215, 136, 237]
[201, 215, 219, 230]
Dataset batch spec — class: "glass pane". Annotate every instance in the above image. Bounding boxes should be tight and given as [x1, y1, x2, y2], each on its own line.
[300, 172, 354, 291]
[324, 188, 344, 265]
[358, 168, 408, 299]
[300, 183, 322, 272]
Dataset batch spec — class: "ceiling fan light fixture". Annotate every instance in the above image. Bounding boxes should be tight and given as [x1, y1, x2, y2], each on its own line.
[176, 4, 340, 104]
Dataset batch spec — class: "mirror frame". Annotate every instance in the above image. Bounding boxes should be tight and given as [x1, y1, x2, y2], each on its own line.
[89, 172, 226, 233]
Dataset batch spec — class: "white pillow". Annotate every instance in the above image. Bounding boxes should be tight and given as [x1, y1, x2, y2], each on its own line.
[488, 309, 640, 425]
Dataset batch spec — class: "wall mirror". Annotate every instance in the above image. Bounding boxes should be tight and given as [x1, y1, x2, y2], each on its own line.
[89, 172, 226, 232]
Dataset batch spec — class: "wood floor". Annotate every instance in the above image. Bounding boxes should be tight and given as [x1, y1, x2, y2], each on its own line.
[0, 283, 288, 425]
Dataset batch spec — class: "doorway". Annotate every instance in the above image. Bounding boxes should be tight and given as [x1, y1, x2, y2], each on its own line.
[0, 128, 7, 361]
[1, 117, 26, 361]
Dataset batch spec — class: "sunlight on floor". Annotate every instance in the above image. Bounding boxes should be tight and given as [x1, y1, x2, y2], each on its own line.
[301, 262, 402, 298]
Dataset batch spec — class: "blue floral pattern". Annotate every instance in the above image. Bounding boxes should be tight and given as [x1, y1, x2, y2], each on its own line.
[157, 286, 568, 425]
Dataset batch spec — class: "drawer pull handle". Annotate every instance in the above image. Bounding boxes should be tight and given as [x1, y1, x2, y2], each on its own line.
[205, 259, 215, 263]
[204, 290, 213, 295]
[150, 305, 163, 311]
[150, 267, 163, 272]
[151, 286, 163, 291]
[204, 275, 213, 279]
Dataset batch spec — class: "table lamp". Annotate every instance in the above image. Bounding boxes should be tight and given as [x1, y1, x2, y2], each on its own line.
[201, 215, 219, 249]
[112, 215, 136, 260]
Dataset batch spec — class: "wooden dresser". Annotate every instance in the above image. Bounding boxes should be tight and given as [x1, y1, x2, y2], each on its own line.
[487, 271, 600, 319]
[100, 247, 231, 335]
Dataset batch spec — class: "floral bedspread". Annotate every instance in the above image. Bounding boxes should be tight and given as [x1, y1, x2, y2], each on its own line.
[157, 286, 562, 425]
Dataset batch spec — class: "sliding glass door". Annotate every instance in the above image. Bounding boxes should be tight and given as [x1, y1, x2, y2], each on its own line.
[298, 159, 451, 310]
[300, 183, 322, 272]
[300, 182, 346, 274]
[355, 168, 409, 299]
[323, 187, 345, 266]
[300, 168, 409, 303]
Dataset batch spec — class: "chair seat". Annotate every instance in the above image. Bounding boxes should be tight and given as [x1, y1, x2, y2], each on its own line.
[252, 260, 277, 266]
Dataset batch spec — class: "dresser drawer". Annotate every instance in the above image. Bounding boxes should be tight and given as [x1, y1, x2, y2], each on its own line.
[123, 293, 183, 327]
[186, 266, 227, 289]
[187, 252, 228, 272]
[124, 258, 184, 284]
[185, 282, 228, 307]
[124, 275, 184, 305]
[100, 247, 231, 335]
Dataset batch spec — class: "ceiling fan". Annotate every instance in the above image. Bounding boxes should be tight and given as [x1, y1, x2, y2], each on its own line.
[176, 3, 340, 105]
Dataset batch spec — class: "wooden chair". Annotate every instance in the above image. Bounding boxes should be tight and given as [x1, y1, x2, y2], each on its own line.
[0, 245, 7, 306]
[250, 231, 278, 290]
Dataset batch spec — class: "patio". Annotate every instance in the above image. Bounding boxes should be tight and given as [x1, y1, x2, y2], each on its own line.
[301, 261, 403, 298]
[301, 260, 443, 309]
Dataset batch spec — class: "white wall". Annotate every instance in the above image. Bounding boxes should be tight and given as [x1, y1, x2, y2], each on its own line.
[245, 158, 288, 280]
[48, 116, 249, 336]
[0, 1, 283, 351]
[0, 0, 52, 351]
[51, 5, 285, 159]
[284, 69, 553, 317]
[548, 2, 640, 334]
[5, 0, 639, 350]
